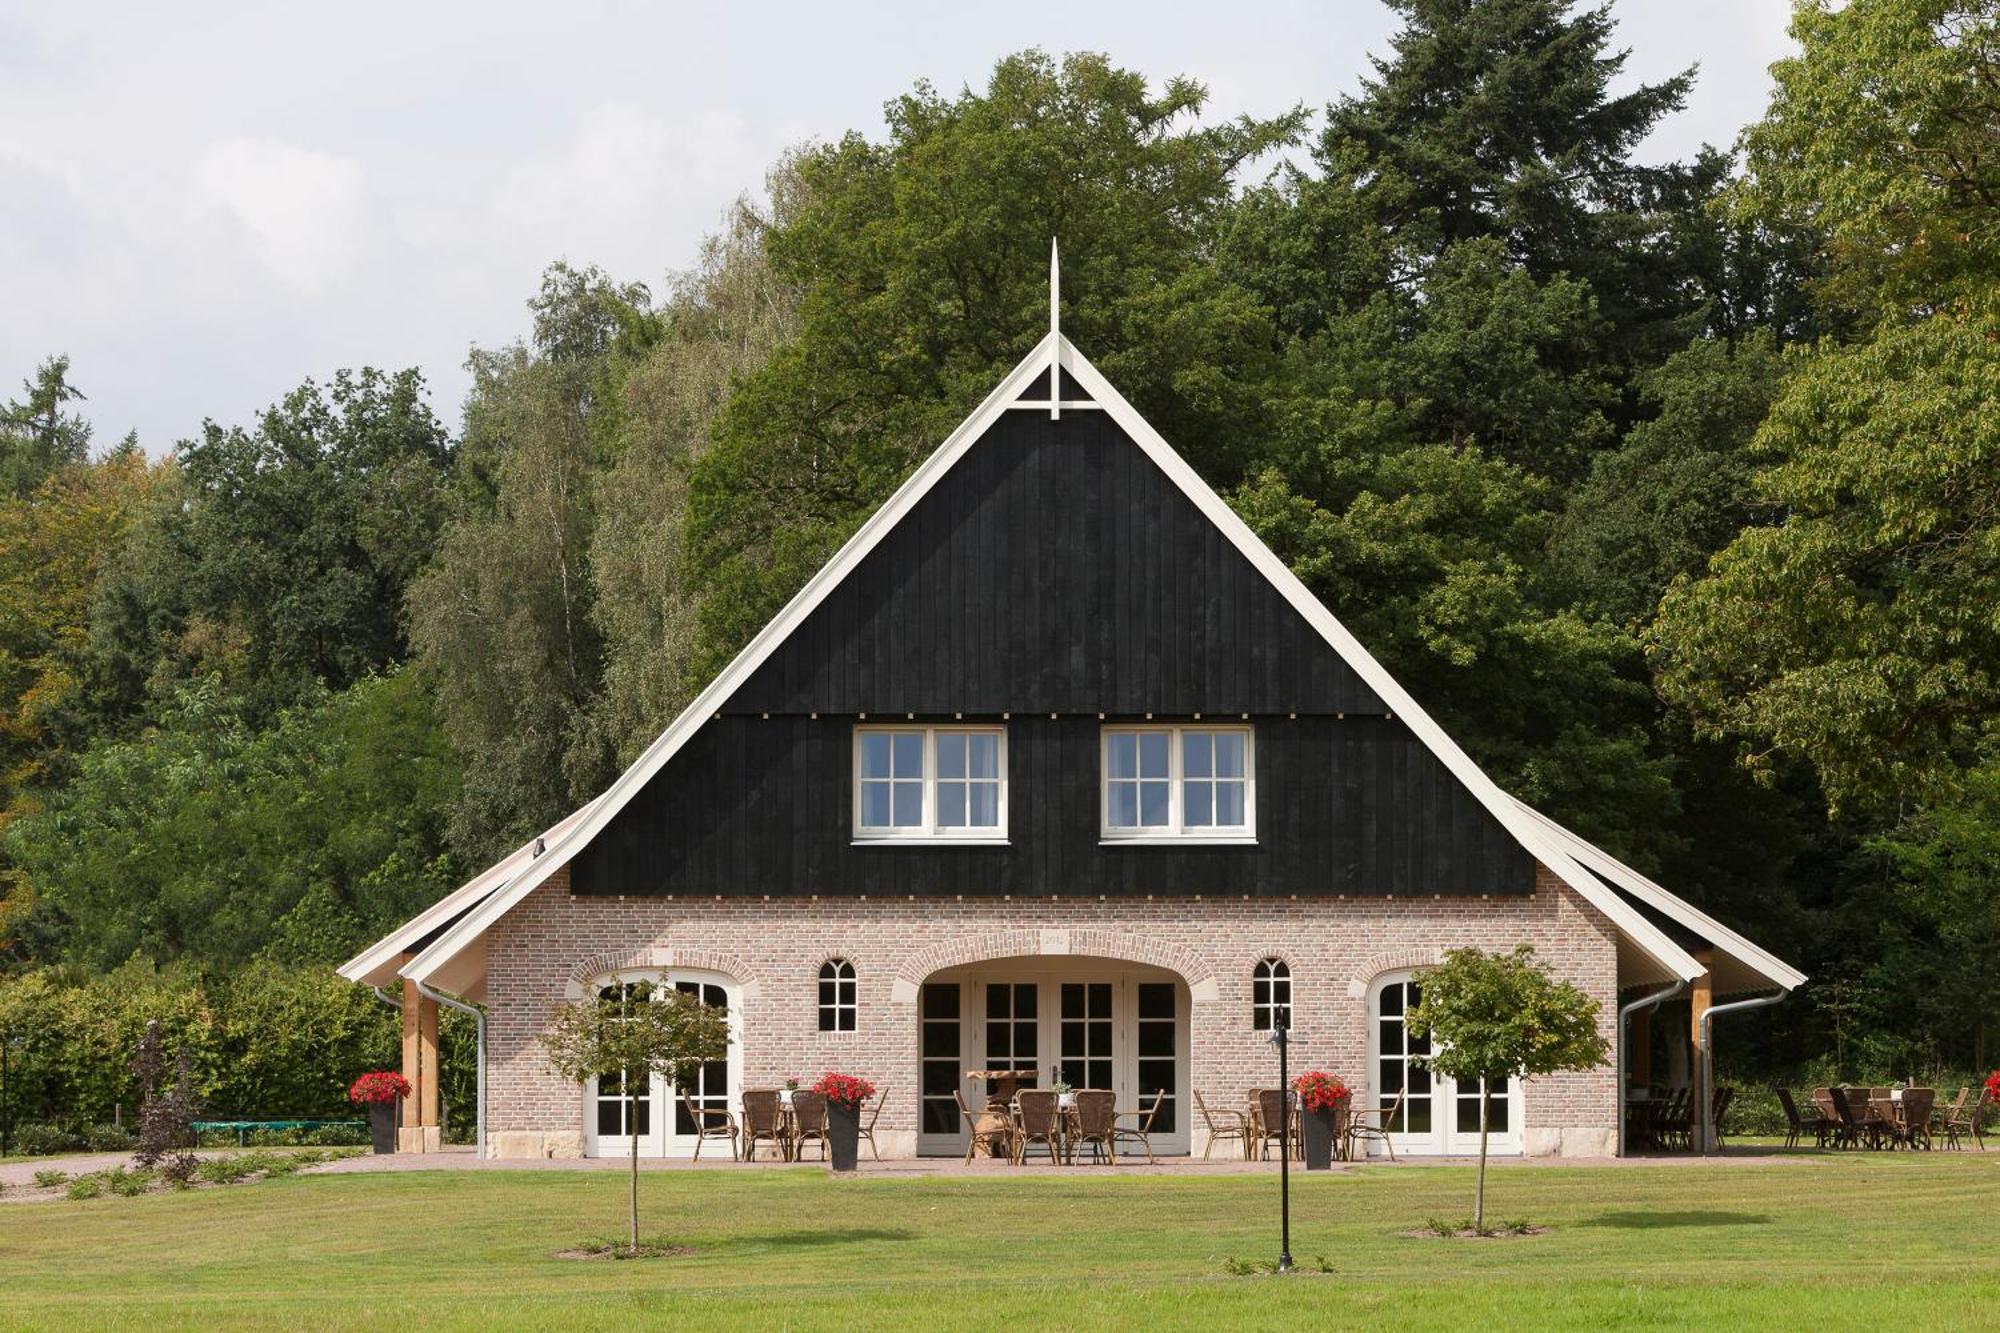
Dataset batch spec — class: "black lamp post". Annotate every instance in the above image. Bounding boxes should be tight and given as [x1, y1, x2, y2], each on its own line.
[1271, 1020, 1293, 1273]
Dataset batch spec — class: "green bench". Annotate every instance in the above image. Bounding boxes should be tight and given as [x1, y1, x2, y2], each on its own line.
[192, 1119, 365, 1146]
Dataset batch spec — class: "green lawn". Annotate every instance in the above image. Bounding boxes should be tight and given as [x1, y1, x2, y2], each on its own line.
[2, 1154, 1996, 1329]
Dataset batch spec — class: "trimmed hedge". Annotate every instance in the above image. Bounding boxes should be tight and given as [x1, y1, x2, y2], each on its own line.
[0, 960, 476, 1140]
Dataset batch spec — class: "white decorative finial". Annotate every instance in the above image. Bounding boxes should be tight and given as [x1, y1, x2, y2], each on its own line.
[1050, 236, 1060, 338]
[1048, 237, 1061, 419]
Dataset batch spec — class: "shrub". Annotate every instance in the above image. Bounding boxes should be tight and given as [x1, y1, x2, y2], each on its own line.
[102, 1166, 153, 1197]
[33, 1168, 69, 1188]
[65, 1176, 102, 1200]
[12, 1123, 82, 1155]
[81, 1122, 134, 1151]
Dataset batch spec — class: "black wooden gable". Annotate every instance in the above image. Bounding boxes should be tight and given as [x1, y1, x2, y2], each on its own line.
[722, 410, 1388, 717]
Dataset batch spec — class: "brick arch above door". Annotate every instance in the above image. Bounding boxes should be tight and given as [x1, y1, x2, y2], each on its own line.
[562, 945, 763, 1000]
[889, 928, 1218, 1003]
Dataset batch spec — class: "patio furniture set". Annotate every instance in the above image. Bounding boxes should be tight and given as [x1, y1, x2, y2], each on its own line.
[1626, 1085, 1737, 1152]
[1780, 1085, 1988, 1151]
[953, 1078, 1167, 1165]
[678, 1087, 887, 1162]
[1195, 1086, 1407, 1162]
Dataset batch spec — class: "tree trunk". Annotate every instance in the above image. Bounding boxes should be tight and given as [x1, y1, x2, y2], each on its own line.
[1475, 1083, 1490, 1231]
[629, 1112, 640, 1256]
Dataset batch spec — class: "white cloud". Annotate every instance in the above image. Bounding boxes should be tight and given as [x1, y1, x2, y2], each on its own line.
[0, 0, 1800, 451]
[194, 139, 369, 293]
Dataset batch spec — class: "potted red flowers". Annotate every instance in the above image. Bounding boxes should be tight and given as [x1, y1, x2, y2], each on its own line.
[1291, 1071, 1351, 1170]
[812, 1072, 876, 1172]
[349, 1071, 411, 1154]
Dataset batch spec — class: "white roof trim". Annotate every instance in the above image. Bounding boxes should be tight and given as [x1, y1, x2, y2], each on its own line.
[396, 330, 1706, 989]
[336, 797, 600, 987]
[1511, 798, 1807, 993]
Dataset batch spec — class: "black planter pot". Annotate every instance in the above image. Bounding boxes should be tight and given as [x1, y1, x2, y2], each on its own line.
[827, 1101, 860, 1171]
[368, 1100, 398, 1155]
[1300, 1106, 1338, 1170]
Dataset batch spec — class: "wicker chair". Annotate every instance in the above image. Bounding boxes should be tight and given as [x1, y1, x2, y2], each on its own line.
[1114, 1089, 1166, 1165]
[1829, 1087, 1870, 1149]
[1776, 1088, 1826, 1149]
[789, 1090, 830, 1162]
[1656, 1088, 1692, 1152]
[1891, 1088, 1934, 1150]
[1711, 1086, 1736, 1150]
[1346, 1085, 1406, 1162]
[740, 1090, 788, 1162]
[1248, 1089, 1290, 1161]
[1013, 1089, 1065, 1165]
[954, 1087, 1015, 1164]
[857, 1088, 886, 1162]
[1945, 1088, 1988, 1151]
[1937, 1087, 1971, 1150]
[1810, 1088, 1845, 1147]
[1071, 1090, 1118, 1164]
[1194, 1090, 1248, 1160]
[679, 1091, 738, 1161]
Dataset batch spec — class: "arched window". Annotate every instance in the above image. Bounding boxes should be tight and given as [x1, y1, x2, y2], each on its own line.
[818, 959, 857, 1032]
[1252, 958, 1290, 1030]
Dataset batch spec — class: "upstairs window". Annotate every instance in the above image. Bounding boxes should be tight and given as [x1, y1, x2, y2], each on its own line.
[818, 959, 857, 1032]
[1101, 725, 1254, 840]
[1252, 958, 1291, 1031]
[854, 726, 1006, 840]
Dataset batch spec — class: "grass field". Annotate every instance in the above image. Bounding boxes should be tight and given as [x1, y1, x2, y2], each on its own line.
[3, 1153, 1997, 1330]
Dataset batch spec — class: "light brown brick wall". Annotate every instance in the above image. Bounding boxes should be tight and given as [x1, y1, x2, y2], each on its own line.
[482, 863, 1619, 1158]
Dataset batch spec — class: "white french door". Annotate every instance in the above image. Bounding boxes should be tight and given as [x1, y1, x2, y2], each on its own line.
[915, 965, 1190, 1157]
[1366, 973, 1520, 1157]
[586, 970, 739, 1158]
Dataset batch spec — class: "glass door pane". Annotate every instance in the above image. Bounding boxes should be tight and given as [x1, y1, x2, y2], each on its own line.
[671, 981, 730, 1135]
[1135, 982, 1178, 1134]
[920, 983, 962, 1135]
[983, 983, 1038, 1097]
[1377, 980, 1433, 1143]
[1060, 983, 1113, 1091]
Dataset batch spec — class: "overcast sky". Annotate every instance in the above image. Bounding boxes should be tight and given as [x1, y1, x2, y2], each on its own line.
[1, 0, 1796, 451]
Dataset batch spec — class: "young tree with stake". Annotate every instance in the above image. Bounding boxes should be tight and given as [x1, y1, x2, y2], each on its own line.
[1407, 946, 1609, 1229]
[540, 976, 730, 1255]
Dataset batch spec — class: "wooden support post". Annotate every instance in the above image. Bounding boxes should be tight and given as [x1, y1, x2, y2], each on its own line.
[1690, 950, 1713, 1152]
[398, 967, 442, 1153]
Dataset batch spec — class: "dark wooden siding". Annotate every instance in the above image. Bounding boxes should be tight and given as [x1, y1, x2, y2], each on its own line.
[722, 411, 1387, 717]
[566, 405, 1536, 899]
[568, 715, 1534, 897]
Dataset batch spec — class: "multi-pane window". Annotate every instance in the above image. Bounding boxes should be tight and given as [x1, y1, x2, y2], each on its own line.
[1252, 958, 1291, 1031]
[818, 959, 857, 1032]
[855, 726, 1006, 839]
[1101, 726, 1253, 838]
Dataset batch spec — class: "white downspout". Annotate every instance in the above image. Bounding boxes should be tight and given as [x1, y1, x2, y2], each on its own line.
[1699, 988, 1789, 1154]
[412, 979, 488, 1161]
[1617, 980, 1685, 1155]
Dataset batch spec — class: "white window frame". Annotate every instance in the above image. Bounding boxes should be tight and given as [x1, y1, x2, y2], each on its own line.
[818, 958, 857, 1033]
[1099, 724, 1255, 844]
[852, 725, 1008, 844]
[1252, 957, 1291, 1031]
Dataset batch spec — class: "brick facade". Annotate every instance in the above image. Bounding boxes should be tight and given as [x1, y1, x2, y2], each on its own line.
[482, 863, 1620, 1160]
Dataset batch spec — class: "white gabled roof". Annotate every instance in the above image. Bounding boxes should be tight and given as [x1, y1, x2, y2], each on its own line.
[374, 324, 1713, 994]
[1512, 798, 1806, 996]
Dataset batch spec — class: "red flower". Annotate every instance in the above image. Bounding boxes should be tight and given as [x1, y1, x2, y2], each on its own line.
[1985, 1070, 2000, 1101]
[812, 1072, 877, 1108]
[349, 1071, 412, 1105]
[1291, 1070, 1351, 1113]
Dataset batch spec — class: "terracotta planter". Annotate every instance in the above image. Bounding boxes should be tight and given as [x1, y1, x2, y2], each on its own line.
[827, 1101, 860, 1172]
[367, 1100, 398, 1155]
[1300, 1105, 1340, 1170]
